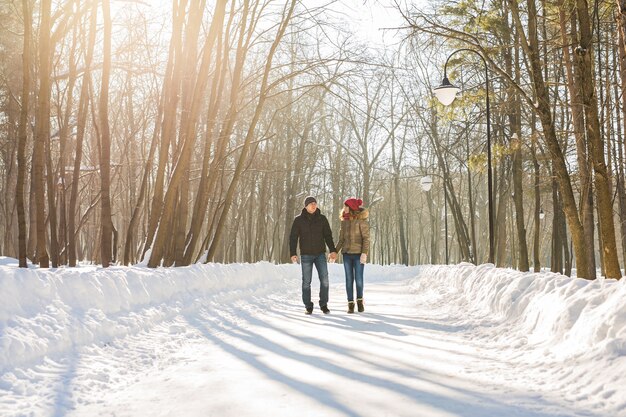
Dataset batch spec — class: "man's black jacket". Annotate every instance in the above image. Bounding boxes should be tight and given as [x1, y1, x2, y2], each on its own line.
[289, 208, 336, 256]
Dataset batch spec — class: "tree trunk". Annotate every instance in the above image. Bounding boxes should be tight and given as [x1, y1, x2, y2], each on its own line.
[45, 124, 59, 267]
[16, 0, 31, 268]
[559, 4, 597, 278]
[68, 2, 97, 267]
[506, 16, 529, 271]
[166, 0, 206, 266]
[393, 174, 409, 265]
[142, 0, 188, 260]
[182, 4, 231, 265]
[121, 66, 140, 265]
[33, 0, 52, 268]
[511, 135, 528, 271]
[98, 0, 113, 267]
[508, 0, 590, 278]
[27, 173, 36, 261]
[149, 0, 227, 268]
[123, 1, 189, 265]
[531, 137, 541, 272]
[617, 22, 626, 270]
[495, 157, 509, 268]
[619, 0, 626, 53]
[551, 177, 563, 273]
[206, 0, 297, 262]
[575, 0, 621, 278]
[427, 109, 471, 261]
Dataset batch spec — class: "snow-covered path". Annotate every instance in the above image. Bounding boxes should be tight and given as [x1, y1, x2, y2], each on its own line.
[1, 261, 625, 417]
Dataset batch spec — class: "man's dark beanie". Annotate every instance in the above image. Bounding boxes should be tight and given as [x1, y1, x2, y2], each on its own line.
[304, 196, 317, 207]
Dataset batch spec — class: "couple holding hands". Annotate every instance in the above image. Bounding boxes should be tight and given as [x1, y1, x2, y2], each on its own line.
[289, 195, 370, 315]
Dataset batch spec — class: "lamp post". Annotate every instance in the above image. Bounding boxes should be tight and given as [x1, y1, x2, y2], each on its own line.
[421, 175, 448, 265]
[434, 48, 494, 264]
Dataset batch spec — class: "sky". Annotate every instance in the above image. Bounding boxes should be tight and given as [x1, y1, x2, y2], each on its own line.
[331, 0, 407, 46]
[1, 258, 625, 416]
[134, 0, 409, 45]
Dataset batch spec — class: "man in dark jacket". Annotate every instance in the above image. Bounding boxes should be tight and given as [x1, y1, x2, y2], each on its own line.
[290, 196, 337, 314]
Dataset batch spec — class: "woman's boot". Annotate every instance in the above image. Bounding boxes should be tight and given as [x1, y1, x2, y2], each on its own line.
[357, 298, 364, 312]
[347, 301, 355, 314]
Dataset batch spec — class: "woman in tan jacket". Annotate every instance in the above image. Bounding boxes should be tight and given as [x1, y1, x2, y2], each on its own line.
[335, 198, 370, 313]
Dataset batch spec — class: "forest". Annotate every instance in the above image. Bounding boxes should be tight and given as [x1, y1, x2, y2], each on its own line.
[0, 0, 625, 280]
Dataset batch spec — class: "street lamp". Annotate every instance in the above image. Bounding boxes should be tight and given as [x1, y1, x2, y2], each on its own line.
[434, 48, 494, 265]
[539, 208, 545, 220]
[420, 175, 433, 192]
[421, 175, 448, 265]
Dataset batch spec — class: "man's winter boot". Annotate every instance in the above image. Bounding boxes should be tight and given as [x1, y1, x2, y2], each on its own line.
[357, 298, 364, 312]
[321, 305, 330, 314]
[305, 306, 313, 315]
[347, 301, 355, 314]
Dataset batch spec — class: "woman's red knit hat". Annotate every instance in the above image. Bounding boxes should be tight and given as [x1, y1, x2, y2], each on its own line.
[344, 198, 363, 211]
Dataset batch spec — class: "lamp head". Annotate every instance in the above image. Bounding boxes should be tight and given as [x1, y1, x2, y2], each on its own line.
[434, 76, 460, 106]
[420, 175, 433, 192]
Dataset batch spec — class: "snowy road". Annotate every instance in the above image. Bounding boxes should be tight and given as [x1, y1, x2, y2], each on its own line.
[1, 262, 624, 417]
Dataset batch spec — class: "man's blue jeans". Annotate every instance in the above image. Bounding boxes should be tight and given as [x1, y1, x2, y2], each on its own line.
[343, 253, 364, 302]
[300, 253, 329, 309]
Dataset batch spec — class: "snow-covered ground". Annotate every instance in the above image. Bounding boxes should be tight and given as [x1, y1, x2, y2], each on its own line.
[1, 257, 625, 417]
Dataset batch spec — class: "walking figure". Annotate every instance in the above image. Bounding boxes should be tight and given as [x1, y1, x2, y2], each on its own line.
[290, 196, 337, 314]
[335, 198, 370, 313]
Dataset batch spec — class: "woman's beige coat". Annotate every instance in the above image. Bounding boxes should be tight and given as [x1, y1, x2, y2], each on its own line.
[335, 208, 370, 255]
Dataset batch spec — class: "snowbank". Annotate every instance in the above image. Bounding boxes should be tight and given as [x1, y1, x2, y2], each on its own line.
[0, 257, 17, 266]
[0, 262, 292, 371]
[410, 263, 626, 359]
[410, 263, 626, 414]
[3, 261, 625, 378]
[0, 262, 413, 372]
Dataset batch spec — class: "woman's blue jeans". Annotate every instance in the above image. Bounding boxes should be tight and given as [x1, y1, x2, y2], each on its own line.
[343, 253, 364, 302]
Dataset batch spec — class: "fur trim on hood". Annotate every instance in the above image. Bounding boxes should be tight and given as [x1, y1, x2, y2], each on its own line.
[340, 207, 369, 221]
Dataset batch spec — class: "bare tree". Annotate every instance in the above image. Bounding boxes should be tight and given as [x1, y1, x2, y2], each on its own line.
[15, 0, 31, 268]
[572, 0, 621, 278]
[32, 0, 52, 268]
[68, 0, 97, 267]
[206, 0, 298, 262]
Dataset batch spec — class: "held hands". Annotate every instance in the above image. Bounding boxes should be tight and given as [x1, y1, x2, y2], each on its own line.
[291, 255, 298, 264]
[360, 253, 367, 264]
[328, 252, 337, 263]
